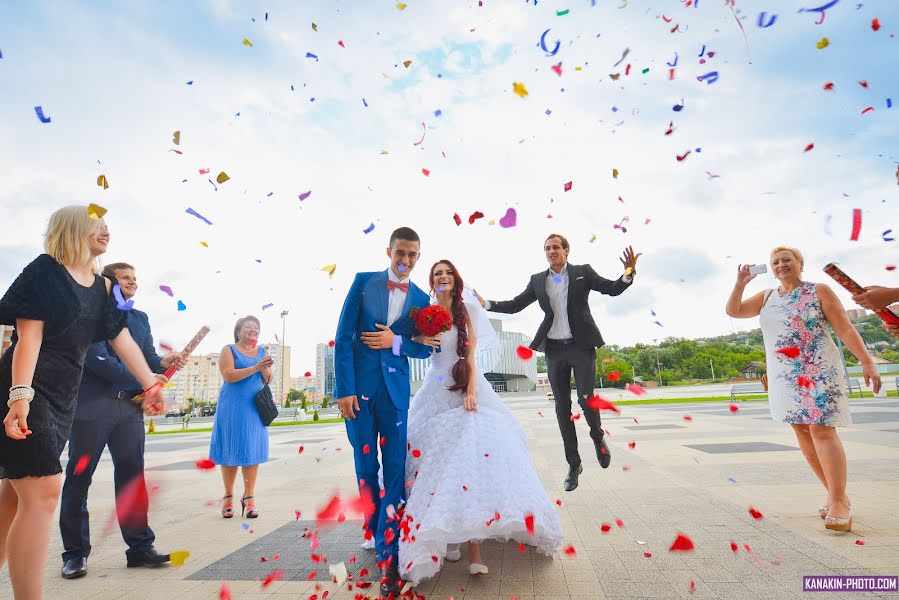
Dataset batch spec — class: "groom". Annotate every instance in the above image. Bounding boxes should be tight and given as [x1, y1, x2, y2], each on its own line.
[477, 234, 640, 492]
[334, 226, 432, 596]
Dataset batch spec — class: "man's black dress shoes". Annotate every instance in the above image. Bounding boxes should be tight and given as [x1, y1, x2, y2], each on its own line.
[61, 557, 87, 579]
[596, 438, 612, 469]
[564, 463, 584, 491]
[126, 547, 171, 568]
[380, 563, 402, 597]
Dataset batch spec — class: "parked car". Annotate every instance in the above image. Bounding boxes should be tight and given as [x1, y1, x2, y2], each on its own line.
[547, 390, 554, 400]
[200, 406, 216, 417]
[165, 408, 184, 417]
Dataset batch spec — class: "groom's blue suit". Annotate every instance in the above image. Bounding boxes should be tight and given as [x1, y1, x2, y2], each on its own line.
[334, 269, 431, 563]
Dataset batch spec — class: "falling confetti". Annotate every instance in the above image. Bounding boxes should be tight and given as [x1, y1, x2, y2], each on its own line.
[242, 38, 253, 47]
[170, 550, 191, 567]
[34, 106, 52, 123]
[321, 264, 337, 278]
[512, 82, 528, 98]
[73, 454, 91, 475]
[516, 346, 534, 360]
[816, 37, 830, 49]
[748, 507, 764, 520]
[97, 174, 109, 189]
[216, 171, 230, 184]
[87, 203, 107, 220]
[850, 208, 862, 241]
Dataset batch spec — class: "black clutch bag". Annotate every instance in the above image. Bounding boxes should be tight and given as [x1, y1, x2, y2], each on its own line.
[254, 384, 278, 426]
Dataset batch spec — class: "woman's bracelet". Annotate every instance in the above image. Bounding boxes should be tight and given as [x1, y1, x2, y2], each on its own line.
[7, 385, 35, 408]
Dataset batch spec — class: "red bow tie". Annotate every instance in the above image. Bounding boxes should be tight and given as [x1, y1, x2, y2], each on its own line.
[387, 280, 409, 293]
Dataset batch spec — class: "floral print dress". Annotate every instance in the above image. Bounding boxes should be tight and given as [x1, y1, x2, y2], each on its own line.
[759, 281, 851, 427]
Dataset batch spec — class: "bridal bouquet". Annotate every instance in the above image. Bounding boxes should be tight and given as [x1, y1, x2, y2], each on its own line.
[409, 305, 452, 352]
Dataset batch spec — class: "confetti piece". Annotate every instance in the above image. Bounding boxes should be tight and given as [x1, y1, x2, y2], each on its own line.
[262, 569, 284, 588]
[730, 541, 739, 552]
[402, 60, 413, 68]
[298, 190, 312, 201]
[34, 106, 51, 123]
[799, 0, 840, 13]
[625, 383, 646, 396]
[513, 82, 528, 98]
[758, 11, 778, 27]
[361, 222, 376, 235]
[587, 395, 620, 413]
[540, 29, 561, 56]
[74, 454, 91, 475]
[563, 545, 576, 557]
[690, 580, 697, 593]
[729, 404, 739, 413]
[816, 37, 830, 49]
[158, 285, 174, 297]
[216, 171, 230, 184]
[850, 208, 862, 241]
[172, 130, 180, 145]
[643, 551, 652, 557]
[499, 208, 517, 228]
[669, 533, 695, 552]
[219, 583, 232, 600]
[195, 458, 216, 470]
[186, 207, 213, 225]
[524, 513, 535, 535]
[321, 264, 337, 278]
[888, 98, 893, 108]
[884, 229, 895, 242]
[87, 203, 107, 220]
[421, 168, 430, 176]
[872, 18, 880, 31]
[804, 143, 815, 152]
[728, 477, 738, 484]
[777, 346, 800, 359]
[96, 174, 109, 189]
[170, 550, 190, 567]
[306, 52, 319, 61]
[628, 441, 636, 449]
[697, 71, 719, 84]
[200, 241, 208, 248]
[797, 376, 814, 388]
[177, 300, 187, 311]
[861, 106, 875, 115]
[242, 38, 253, 47]
[607, 371, 621, 382]
[748, 507, 764, 520]
[338, 40, 345, 48]
[516, 346, 534, 360]
[612, 168, 619, 179]
[683, 415, 693, 421]
[600, 523, 612, 533]
[411, 449, 422, 458]
[262, 303, 274, 311]
[551, 63, 562, 76]
[113, 284, 134, 311]
[676, 151, 691, 162]
[855, 540, 865, 545]
[556, 8, 569, 16]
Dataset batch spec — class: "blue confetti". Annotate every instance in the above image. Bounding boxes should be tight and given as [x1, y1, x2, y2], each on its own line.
[363, 223, 375, 234]
[177, 300, 187, 311]
[291, 85, 295, 91]
[242, 523, 250, 530]
[186, 80, 193, 85]
[888, 98, 893, 109]
[262, 303, 274, 310]
[673, 100, 685, 112]
[884, 229, 895, 242]
[545, 109, 552, 115]
[185, 207, 213, 225]
[611, 106, 618, 112]
[113, 284, 134, 311]
[666, 53, 679, 68]
[306, 52, 319, 61]
[798, 0, 840, 13]
[758, 12, 778, 27]
[552, 274, 563, 284]
[0, 48, 3, 58]
[434, 109, 442, 117]
[265, 12, 268, 20]
[697, 71, 719, 84]
[266, 192, 273, 197]
[698, 44, 706, 57]
[695, 147, 702, 152]
[539, 29, 561, 56]
[34, 106, 51, 123]
[388, 367, 397, 373]
[727, 477, 737, 484]
[363, 98, 368, 107]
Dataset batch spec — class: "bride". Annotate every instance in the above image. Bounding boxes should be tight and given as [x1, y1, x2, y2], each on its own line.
[398, 259, 562, 587]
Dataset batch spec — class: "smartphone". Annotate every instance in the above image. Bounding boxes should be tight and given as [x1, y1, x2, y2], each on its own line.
[749, 264, 767, 275]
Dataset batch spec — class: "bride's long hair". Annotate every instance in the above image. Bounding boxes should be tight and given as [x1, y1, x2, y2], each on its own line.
[428, 260, 471, 393]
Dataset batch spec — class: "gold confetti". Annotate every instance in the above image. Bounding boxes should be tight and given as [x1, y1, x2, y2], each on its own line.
[312, 22, 318, 31]
[396, 1, 407, 9]
[403, 60, 412, 68]
[381, 72, 389, 79]
[590, 234, 597, 243]
[612, 168, 619, 179]
[513, 82, 528, 98]
[200, 241, 208, 248]
[216, 171, 230, 184]
[172, 130, 180, 145]
[488, 219, 496, 226]
[170, 550, 190, 567]
[242, 38, 253, 47]
[96, 175, 109, 190]
[87, 203, 107, 220]
[575, 66, 583, 71]
[816, 37, 829, 49]
[321, 264, 337, 278]
[380, 150, 390, 154]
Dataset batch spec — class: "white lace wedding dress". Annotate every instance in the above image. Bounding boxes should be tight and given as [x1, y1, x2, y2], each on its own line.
[398, 322, 563, 586]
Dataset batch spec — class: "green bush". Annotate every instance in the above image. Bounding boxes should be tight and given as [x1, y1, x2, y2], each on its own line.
[313, 410, 320, 422]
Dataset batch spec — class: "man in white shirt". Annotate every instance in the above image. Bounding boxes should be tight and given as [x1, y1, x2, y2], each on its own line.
[477, 234, 640, 491]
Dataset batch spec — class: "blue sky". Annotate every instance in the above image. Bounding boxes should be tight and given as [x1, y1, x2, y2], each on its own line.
[1, 0, 897, 375]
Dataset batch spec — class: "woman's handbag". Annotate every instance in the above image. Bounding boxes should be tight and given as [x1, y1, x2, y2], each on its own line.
[254, 384, 278, 426]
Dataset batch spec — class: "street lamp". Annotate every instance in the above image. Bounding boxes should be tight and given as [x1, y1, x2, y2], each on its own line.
[280, 310, 289, 408]
[653, 339, 662, 386]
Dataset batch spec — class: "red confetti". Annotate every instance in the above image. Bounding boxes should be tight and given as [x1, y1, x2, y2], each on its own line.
[676, 150, 691, 162]
[600, 523, 612, 533]
[195, 458, 216, 470]
[468, 211, 485, 224]
[421, 168, 430, 177]
[643, 551, 652, 557]
[683, 415, 693, 421]
[316, 495, 342, 524]
[859, 80, 869, 88]
[411, 449, 421, 458]
[518, 542, 527, 553]
[307, 571, 317, 579]
[625, 383, 646, 396]
[262, 569, 284, 588]
[622, 465, 631, 472]
[730, 541, 739, 553]
[551, 63, 562, 76]
[872, 18, 881, 31]
[563, 545, 577, 557]
[379, 437, 387, 446]
[525, 513, 535, 536]
[690, 580, 696, 593]
[861, 106, 875, 115]
[74, 454, 91, 475]
[850, 208, 863, 241]
[304, 371, 311, 377]
[570, 413, 581, 422]
[587, 394, 620, 413]
[220, 583, 232, 600]
[555, 498, 562, 506]
[669, 533, 695, 552]
[338, 40, 345, 48]
[616, 518, 624, 527]
[563, 181, 572, 192]
[516, 346, 534, 360]
[298, 445, 304, 454]
[628, 441, 636, 449]
[776, 346, 800, 359]
[887, 265, 896, 271]
[797, 376, 813, 388]
[729, 404, 739, 413]
[607, 371, 621, 382]
[823, 82, 834, 90]
[748, 507, 764, 520]
[453, 213, 462, 226]
[462, 485, 468, 491]
[431, 555, 439, 563]
[362, 444, 370, 454]
[855, 540, 865, 545]
[804, 143, 815, 152]
[328, 340, 335, 347]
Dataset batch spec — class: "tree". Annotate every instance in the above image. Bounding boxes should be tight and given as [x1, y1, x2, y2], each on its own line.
[288, 388, 303, 403]
[313, 409, 320, 422]
[536, 355, 546, 372]
[321, 395, 331, 409]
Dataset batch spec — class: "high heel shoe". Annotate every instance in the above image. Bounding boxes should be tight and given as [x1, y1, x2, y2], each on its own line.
[824, 511, 852, 532]
[221, 495, 234, 519]
[469, 563, 489, 575]
[241, 496, 258, 519]
[818, 505, 829, 520]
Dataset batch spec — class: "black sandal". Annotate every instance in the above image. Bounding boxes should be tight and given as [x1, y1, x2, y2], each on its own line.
[222, 495, 234, 519]
[241, 496, 258, 519]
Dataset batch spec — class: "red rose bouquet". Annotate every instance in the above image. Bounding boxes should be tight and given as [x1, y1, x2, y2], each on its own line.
[409, 305, 453, 352]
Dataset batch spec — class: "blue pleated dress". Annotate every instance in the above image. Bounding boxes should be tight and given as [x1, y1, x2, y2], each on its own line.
[209, 345, 270, 466]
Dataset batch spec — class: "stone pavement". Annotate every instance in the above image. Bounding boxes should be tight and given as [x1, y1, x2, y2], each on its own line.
[1, 394, 898, 599]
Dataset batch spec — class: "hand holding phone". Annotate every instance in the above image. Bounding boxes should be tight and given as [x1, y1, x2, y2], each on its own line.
[749, 264, 768, 276]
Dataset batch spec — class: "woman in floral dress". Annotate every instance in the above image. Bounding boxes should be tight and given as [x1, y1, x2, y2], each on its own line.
[726, 246, 881, 532]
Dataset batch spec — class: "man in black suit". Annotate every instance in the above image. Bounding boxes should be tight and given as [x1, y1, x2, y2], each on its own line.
[476, 234, 640, 491]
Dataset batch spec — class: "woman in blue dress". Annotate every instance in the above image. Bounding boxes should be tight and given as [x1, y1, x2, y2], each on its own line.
[210, 315, 273, 519]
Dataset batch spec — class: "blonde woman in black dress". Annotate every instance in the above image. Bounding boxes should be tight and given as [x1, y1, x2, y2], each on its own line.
[0, 206, 167, 600]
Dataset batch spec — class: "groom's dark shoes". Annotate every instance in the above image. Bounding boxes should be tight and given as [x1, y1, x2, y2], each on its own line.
[61, 557, 87, 579]
[564, 463, 583, 491]
[126, 546, 171, 567]
[596, 438, 612, 469]
[380, 563, 402, 597]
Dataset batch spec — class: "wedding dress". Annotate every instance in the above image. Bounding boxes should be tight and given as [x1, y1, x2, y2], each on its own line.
[398, 288, 562, 586]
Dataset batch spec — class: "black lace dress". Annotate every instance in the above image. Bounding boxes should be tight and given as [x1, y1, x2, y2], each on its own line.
[0, 254, 127, 479]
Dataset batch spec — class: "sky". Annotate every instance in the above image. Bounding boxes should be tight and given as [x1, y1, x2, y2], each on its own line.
[0, 0, 897, 378]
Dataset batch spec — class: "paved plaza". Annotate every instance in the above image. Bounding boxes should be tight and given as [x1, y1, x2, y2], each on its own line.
[2, 394, 898, 599]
